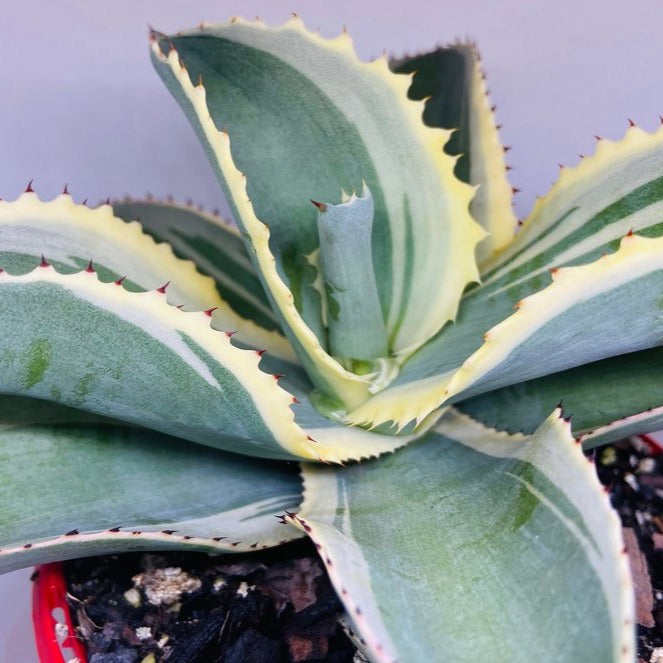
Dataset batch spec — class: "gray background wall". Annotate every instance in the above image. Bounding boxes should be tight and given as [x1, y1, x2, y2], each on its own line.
[1, 1, 662, 660]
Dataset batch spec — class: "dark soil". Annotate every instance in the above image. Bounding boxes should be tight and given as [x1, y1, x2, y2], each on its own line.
[60, 436, 663, 663]
[62, 539, 359, 663]
[594, 436, 663, 662]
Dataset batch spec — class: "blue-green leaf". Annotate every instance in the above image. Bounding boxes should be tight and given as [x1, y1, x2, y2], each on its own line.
[392, 43, 517, 264]
[293, 409, 633, 662]
[150, 17, 483, 408]
[112, 197, 281, 334]
[0, 421, 303, 573]
[348, 126, 663, 429]
[457, 346, 663, 448]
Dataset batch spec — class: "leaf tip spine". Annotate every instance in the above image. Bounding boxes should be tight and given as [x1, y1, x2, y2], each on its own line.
[310, 199, 327, 212]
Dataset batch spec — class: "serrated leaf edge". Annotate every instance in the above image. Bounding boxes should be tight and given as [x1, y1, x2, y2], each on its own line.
[0, 265, 316, 459]
[445, 232, 663, 402]
[295, 408, 634, 662]
[483, 123, 663, 279]
[1, 191, 295, 361]
[348, 232, 663, 431]
[443, 408, 634, 662]
[150, 35, 374, 411]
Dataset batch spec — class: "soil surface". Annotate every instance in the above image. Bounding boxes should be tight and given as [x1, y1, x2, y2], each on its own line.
[63, 540, 359, 663]
[60, 436, 663, 663]
[594, 437, 663, 662]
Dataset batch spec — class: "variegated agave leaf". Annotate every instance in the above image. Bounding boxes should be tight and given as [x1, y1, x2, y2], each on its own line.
[149, 17, 485, 411]
[291, 410, 634, 662]
[348, 124, 663, 435]
[391, 42, 518, 265]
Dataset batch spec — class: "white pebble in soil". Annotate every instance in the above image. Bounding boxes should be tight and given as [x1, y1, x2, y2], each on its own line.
[132, 567, 201, 606]
[123, 587, 141, 607]
[212, 575, 228, 592]
[236, 581, 255, 598]
[639, 457, 657, 474]
[135, 626, 152, 641]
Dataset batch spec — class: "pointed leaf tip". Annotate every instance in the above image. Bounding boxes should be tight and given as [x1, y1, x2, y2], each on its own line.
[25, 180, 34, 193]
[310, 199, 327, 212]
[156, 281, 170, 294]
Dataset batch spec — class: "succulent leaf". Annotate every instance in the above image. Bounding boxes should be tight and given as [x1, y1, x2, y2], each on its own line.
[482, 124, 663, 279]
[0, 420, 304, 573]
[457, 346, 663, 448]
[150, 17, 484, 407]
[0, 266, 313, 459]
[0, 192, 292, 360]
[113, 197, 283, 335]
[314, 187, 388, 360]
[0, 394, 111, 427]
[445, 233, 663, 401]
[392, 43, 517, 264]
[293, 409, 633, 662]
[0, 266, 423, 463]
[348, 124, 663, 429]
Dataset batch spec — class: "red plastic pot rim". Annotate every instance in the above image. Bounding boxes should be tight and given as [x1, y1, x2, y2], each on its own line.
[636, 433, 663, 456]
[32, 563, 87, 663]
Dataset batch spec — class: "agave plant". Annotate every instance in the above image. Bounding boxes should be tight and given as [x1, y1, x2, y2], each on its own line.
[4, 14, 663, 661]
